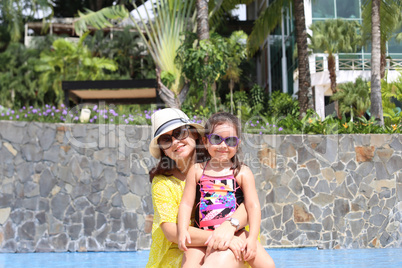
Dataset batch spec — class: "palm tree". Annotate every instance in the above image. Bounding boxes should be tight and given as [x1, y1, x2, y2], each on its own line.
[362, 0, 402, 78]
[247, 0, 314, 118]
[308, 19, 362, 118]
[362, 0, 402, 126]
[369, 0, 383, 125]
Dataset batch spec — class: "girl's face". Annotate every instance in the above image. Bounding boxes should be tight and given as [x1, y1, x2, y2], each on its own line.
[204, 123, 240, 163]
[159, 126, 198, 162]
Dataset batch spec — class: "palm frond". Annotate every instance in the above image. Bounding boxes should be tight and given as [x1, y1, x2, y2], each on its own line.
[247, 0, 287, 56]
[74, 5, 129, 36]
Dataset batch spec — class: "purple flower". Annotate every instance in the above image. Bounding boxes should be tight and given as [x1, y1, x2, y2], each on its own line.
[39, 113, 41, 116]
[103, 115, 108, 119]
[9, 116, 13, 120]
[94, 115, 98, 120]
[46, 109, 52, 113]
[89, 119, 93, 123]
[110, 118, 114, 122]
[93, 105, 98, 111]
[257, 120, 259, 123]
[273, 124, 276, 127]
[16, 115, 19, 119]
[24, 114, 28, 118]
[122, 114, 126, 118]
[251, 123, 255, 127]
[6, 112, 10, 116]
[55, 109, 60, 113]
[29, 106, 33, 109]
[1, 113, 4, 116]
[23, 106, 26, 110]
[266, 123, 269, 126]
[32, 109, 37, 114]
[279, 127, 283, 131]
[74, 116, 79, 121]
[62, 110, 67, 115]
[125, 119, 129, 124]
[259, 132, 262, 134]
[52, 106, 55, 110]
[61, 103, 65, 108]
[51, 113, 54, 116]
[145, 114, 151, 119]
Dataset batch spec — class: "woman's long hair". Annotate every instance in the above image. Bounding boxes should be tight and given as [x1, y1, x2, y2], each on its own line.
[149, 127, 206, 182]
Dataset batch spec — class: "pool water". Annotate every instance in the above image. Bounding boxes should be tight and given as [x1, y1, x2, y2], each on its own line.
[0, 247, 401, 267]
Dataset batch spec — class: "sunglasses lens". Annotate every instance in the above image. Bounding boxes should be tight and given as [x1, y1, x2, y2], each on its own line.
[158, 135, 172, 150]
[225, 137, 238, 147]
[209, 134, 223, 145]
[173, 126, 189, 140]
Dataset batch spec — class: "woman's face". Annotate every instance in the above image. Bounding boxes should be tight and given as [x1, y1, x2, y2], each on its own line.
[159, 126, 198, 162]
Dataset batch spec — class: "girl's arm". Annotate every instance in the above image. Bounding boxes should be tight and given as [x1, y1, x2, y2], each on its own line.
[239, 166, 261, 260]
[177, 164, 198, 250]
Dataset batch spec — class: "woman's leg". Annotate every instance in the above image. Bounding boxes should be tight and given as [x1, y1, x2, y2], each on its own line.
[202, 248, 246, 268]
[182, 247, 206, 268]
[236, 231, 275, 268]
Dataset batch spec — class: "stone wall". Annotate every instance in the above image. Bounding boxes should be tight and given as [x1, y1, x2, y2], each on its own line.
[0, 121, 401, 252]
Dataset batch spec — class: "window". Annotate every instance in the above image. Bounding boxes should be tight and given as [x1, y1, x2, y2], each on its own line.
[312, 0, 335, 19]
[336, 0, 360, 19]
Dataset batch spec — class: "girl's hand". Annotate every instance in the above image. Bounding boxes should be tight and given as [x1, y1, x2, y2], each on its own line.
[241, 237, 257, 261]
[228, 236, 244, 262]
[178, 230, 191, 251]
[205, 221, 236, 256]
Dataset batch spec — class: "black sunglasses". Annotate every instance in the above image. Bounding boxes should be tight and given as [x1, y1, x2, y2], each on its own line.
[158, 125, 190, 150]
[206, 133, 239, 147]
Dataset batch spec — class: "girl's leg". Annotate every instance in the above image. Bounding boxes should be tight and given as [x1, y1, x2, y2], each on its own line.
[246, 242, 275, 268]
[236, 231, 275, 268]
[202, 248, 246, 268]
[182, 247, 206, 268]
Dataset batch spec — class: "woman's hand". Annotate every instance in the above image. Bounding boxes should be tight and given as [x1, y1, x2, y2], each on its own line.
[205, 221, 237, 256]
[241, 237, 257, 261]
[228, 235, 245, 262]
[178, 229, 191, 251]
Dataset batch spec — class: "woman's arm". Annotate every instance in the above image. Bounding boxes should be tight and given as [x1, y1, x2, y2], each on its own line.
[177, 165, 198, 250]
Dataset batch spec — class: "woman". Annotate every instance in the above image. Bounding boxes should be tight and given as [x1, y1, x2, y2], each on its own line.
[146, 108, 249, 268]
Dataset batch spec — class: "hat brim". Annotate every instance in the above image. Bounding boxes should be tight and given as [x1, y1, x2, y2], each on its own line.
[149, 122, 204, 159]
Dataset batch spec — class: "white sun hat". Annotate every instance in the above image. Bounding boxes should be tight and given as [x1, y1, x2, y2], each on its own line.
[149, 108, 204, 159]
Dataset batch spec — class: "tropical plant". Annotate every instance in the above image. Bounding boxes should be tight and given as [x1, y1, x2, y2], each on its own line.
[176, 32, 228, 112]
[84, 27, 155, 79]
[268, 91, 300, 118]
[381, 75, 402, 124]
[247, 0, 314, 118]
[222, 30, 248, 113]
[331, 77, 371, 118]
[0, 0, 53, 43]
[34, 34, 117, 106]
[309, 19, 362, 117]
[0, 43, 41, 108]
[249, 84, 266, 114]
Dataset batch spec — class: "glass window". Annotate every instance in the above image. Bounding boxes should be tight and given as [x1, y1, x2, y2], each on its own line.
[336, 0, 360, 19]
[312, 0, 335, 19]
[388, 37, 402, 54]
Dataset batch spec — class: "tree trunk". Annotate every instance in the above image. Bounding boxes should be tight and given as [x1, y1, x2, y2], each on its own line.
[155, 68, 188, 109]
[328, 54, 340, 118]
[370, 0, 384, 126]
[380, 40, 386, 78]
[294, 0, 314, 119]
[196, 0, 210, 106]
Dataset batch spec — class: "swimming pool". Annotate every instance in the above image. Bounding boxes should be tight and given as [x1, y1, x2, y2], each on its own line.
[0, 247, 401, 267]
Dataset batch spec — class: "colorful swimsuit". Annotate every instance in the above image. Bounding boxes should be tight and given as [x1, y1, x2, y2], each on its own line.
[194, 162, 244, 230]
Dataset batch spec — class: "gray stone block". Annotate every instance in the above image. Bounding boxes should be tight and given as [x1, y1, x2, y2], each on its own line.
[18, 221, 35, 240]
[39, 169, 56, 198]
[21, 144, 43, 162]
[369, 214, 386, 226]
[0, 123, 24, 144]
[39, 128, 56, 151]
[123, 212, 138, 230]
[297, 147, 316, 164]
[334, 199, 350, 217]
[51, 193, 71, 220]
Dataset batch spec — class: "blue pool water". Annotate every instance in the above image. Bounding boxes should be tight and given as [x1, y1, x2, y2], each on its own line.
[0, 247, 401, 267]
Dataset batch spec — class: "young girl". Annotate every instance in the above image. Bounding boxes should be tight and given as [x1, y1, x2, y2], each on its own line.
[178, 112, 275, 268]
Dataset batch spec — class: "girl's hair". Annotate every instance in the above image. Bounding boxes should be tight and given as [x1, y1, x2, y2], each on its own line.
[204, 112, 243, 177]
[149, 126, 206, 182]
